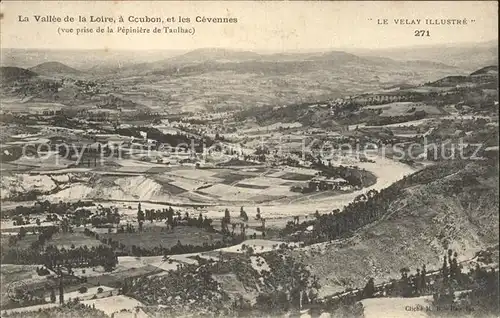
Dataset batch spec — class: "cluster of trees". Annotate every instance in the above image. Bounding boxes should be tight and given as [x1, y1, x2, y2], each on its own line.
[127, 246, 320, 317]
[289, 160, 376, 194]
[1, 244, 117, 272]
[296, 179, 349, 194]
[282, 187, 384, 243]
[6, 225, 58, 251]
[114, 126, 215, 152]
[2, 302, 108, 318]
[255, 253, 320, 314]
[30, 226, 60, 249]
[319, 249, 498, 317]
[87, 207, 120, 227]
[365, 110, 427, 126]
[317, 162, 375, 187]
[11, 214, 41, 227]
[118, 237, 235, 258]
[123, 260, 230, 316]
[136, 205, 214, 231]
[222, 207, 266, 238]
[115, 223, 137, 234]
[0, 113, 39, 126]
[8, 200, 93, 218]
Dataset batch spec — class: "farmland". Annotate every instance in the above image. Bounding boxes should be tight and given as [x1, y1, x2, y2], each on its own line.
[101, 226, 223, 251]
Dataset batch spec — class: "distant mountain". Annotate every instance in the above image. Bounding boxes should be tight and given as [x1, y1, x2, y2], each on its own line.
[0, 49, 185, 70]
[29, 61, 82, 76]
[166, 48, 261, 64]
[117, 48, 458, 78]
[163, 48, 458, 67]
[0, 66, 38, 82]
[355, 41, 498, 71]
[162, 48, 457, 68]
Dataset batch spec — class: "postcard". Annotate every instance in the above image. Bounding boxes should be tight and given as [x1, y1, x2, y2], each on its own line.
[0, 1, 498, 317]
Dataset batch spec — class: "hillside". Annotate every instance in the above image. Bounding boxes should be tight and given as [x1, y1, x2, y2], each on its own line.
[1, 48, 467, 114]
[29, 61, 82, 76]
[470, 65, 498, 76]
[237, 64, 498, 127]
[293, 160, 499, 297]
[103, 48, 465, 113]
[356, 41, 498, 71]
[0, 67, 38, 82]
[428, 64, 498, 87]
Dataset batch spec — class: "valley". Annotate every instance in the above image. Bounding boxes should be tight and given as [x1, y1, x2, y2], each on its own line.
[0, 45, 498, 318]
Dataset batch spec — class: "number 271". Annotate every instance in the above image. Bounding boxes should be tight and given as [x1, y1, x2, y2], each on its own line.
[414, 30, 430, 36]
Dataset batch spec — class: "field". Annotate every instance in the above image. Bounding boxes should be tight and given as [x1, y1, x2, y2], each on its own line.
[101, 226, 223, 250]
[0, 101, 67, 113]
[44, 286, 116, 303]
[49, 231, 103, 249]
[82, 295, 145, 316]
[0, 264, 50, 307]
[14, 164, 320, 204]
[1, 234, 40, 251]
[214, 239, 301, 254]
[364, 102, 443, 117]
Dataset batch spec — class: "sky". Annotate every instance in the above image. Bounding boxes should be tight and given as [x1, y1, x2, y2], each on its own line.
[1, 1, 498, 51]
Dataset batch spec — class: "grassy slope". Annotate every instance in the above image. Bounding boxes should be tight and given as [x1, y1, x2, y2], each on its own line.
[295, 160, 499, 297]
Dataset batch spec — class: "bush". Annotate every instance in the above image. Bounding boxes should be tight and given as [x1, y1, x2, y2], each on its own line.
[37, 267, 50, 276]
[78, 286, 88, 294]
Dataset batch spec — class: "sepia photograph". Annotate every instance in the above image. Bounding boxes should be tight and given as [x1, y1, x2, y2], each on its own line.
[0, 1, 498, 317]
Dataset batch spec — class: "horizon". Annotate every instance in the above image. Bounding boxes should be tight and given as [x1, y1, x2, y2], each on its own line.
[1, 38, 498, 53]
[1, 41, 498, 71]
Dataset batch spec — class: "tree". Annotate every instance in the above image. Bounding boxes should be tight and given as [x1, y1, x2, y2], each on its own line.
[18, 226, 27, 239]
[420, 264, 427, 292]
[257, 254, 320, 312]
[59, 270, 64, 304]
[399, 267, 412, 297]
[442, 255, 449, 280]
[240, 207, 248, 221]
[166, 207, 174, 228]
[363, 277, 376, 298]
[137, 203, 145, 222]
[50, 288, 56, 303]
[78, 286, 88, 294]
[314, 210, 320, 219]
[137, 203, 145, 232]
